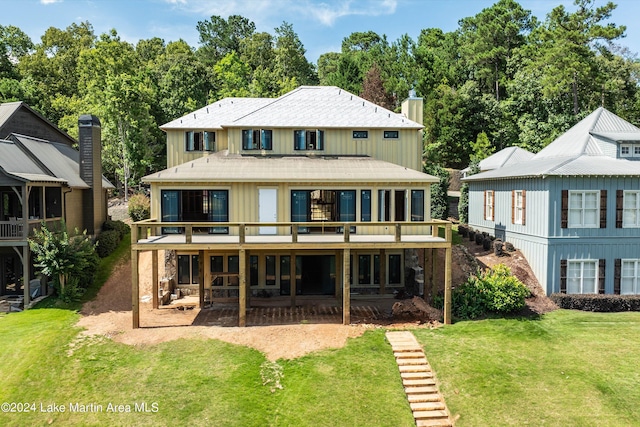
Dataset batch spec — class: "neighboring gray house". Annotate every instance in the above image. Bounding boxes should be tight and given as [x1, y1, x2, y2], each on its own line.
[461, 146, 535, 177]
[464, 107, 640, 296]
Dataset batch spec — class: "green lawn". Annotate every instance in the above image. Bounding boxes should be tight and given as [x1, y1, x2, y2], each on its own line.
[2, 234, 639, 426]
[415, 310, 640, 426]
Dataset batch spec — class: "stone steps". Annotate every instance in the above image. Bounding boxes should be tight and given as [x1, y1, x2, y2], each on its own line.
[386, 331, 453, 427]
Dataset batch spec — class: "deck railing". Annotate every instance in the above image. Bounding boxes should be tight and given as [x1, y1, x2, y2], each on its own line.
[0, 218, 63, 240]
[132, 219, 452, 246]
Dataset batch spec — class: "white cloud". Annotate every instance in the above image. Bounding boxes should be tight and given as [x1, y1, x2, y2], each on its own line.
[40, 0, 62, 4]
[163, 0, 397, 27]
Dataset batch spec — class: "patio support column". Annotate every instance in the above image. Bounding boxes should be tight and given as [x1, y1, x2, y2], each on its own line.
[444, 224, 452, 325]
[239, 249, 247, 327]
[343, 248, 350, 325]
[379, 249, 386, 295]
[132, 248, 140, 329]
[432, 248, 438, 297]
[444, 245, 452, 325]
[290, 251, 296, 307]
[335, 250, 342, 300]
[198, 250, 205, 308]
[152, 250, 159, 309]
[21, 184, 30, 306]
[424, 248, 433, 302]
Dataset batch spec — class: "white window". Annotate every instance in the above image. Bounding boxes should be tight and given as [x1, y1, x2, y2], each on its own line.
[485, 190, 494, 221]
[514, 190, 524, 225]
[623, 191, 640, 228]
[568, 190, 599, 228]
[621, 144, 631, 157]
[567, 260, 598, 294]
[634, 146, 640, 156]
[621, 259, 640, 295]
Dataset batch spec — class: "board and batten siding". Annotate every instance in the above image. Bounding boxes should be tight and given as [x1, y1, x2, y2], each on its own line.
[548, 176, 640, 238]
[227, 128, 422, 171]
[165, 129, 229, 169]
[165, 128, 422, 172]
[467, 179, 549, 239]
[149, 181, 432, 236]
[546, 239, 640, 294]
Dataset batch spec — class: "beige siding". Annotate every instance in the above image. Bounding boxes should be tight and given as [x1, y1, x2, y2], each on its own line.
[166, 129, 229, 168]
[166, 127, 422, 171]
[150, 181, 432, 236]
[64, 189, 84, 233]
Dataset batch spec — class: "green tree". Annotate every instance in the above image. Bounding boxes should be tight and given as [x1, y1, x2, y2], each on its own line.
[458, 0, 534, 100]
[524, 0, 625, 116]
[196, 15, 255, 65]
[470, 131, 495, 163]
[273, 22, 317, 87]
[212, 51, 251, 99]
[424, 163, 450, 220]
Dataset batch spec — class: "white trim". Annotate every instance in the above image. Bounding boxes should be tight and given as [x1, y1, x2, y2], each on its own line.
[621, 259, 640, 295]
[568, 190, 599, 228]
[622, 190, 640, 228]
[567, 259, 598, 294]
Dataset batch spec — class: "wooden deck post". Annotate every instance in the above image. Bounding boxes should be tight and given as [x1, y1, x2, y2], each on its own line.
[432, 248, 438, 298]
[132, 248, 139, 329]
[198, 250, 205, 308]
[343, 248, 350, 325]
[21, 185, 30, 306]
[290, 251, 296, 307]
[335, 250, 342, 300]
[379, 249, 386, 295]
[239, 249, 247, 327]
[151, 250, 159, 309]
[444, 244, 452, 325]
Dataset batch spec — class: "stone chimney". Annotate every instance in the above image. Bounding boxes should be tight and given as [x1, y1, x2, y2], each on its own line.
[401, 92, 424, 126]
[78, 115, 103, 235]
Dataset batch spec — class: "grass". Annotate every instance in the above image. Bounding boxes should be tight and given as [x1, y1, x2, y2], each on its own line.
[3, 232, 639, 426]
[414, 310, 640, 426]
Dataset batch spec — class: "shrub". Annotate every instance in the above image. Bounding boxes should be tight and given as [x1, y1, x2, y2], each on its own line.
[128, 193, 150, 222]
[29, 223, 98, 296]
[550, 294, 640, 312]
[448, 264, 530, 320]
[95, 230, 120, 258]
[103, 219, 130, 239]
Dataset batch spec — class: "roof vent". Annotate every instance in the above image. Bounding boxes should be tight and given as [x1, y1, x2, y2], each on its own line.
[206, 108, 209, 113]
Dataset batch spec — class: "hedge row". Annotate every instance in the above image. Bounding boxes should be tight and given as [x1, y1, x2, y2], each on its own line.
[95, 220, 130, 258]
[550, 293, 640, 312]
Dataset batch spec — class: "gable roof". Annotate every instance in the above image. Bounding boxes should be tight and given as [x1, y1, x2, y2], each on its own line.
[160, 86, 423, 131]
[0, 134, 114, 189]
[462, 146, 534, 174]
[144, 150, 437, 184]
[0, 101, 77, 146]
[464, 107, 640, 181]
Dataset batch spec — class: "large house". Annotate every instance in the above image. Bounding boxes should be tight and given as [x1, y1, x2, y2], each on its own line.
[131, 86, 453, 327]
[464, 107, 640, 296]
[0, 102, 112, 305]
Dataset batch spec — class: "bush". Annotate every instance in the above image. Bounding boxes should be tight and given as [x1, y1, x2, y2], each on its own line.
[550, 294, 640, 312]
[128, 193, 150, 222]
[95, 230, 120, 258]
[103, 219, 130, 239]
[448, 264, 530, 320]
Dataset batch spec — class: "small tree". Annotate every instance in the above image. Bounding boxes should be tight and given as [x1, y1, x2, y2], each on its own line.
[29, 223, 97, 299]
[459, 160, 480, 224]
[423, 163, 450, 220]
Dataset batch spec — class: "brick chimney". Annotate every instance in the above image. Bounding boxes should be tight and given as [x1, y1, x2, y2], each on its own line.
[78, 115, 103, 235]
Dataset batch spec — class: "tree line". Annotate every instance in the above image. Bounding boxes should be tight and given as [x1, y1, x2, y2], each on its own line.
[0, 0, 637, 192]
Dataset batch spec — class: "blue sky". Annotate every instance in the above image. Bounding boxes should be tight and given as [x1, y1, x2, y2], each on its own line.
[2, 0, 639, 64]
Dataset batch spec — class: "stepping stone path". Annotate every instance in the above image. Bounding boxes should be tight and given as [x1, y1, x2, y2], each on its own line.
[386, 331, 453, 427]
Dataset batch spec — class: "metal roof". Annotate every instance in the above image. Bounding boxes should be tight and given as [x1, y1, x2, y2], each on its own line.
[464, 107, 640, 181]
[0, 134, 114, 189]
[144, 150, 438, 184]
[462, 146, 534, 174]
[160, 86, 423, 131]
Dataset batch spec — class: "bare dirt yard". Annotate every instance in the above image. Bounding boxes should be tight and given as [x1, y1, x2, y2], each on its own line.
[78, 203, 555, 360]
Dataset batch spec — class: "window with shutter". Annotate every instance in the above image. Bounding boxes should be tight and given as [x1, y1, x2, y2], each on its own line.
[560, 259, 567, 293]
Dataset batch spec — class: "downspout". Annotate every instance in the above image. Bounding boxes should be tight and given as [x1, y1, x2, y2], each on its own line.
[63, 186, 72, 231]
